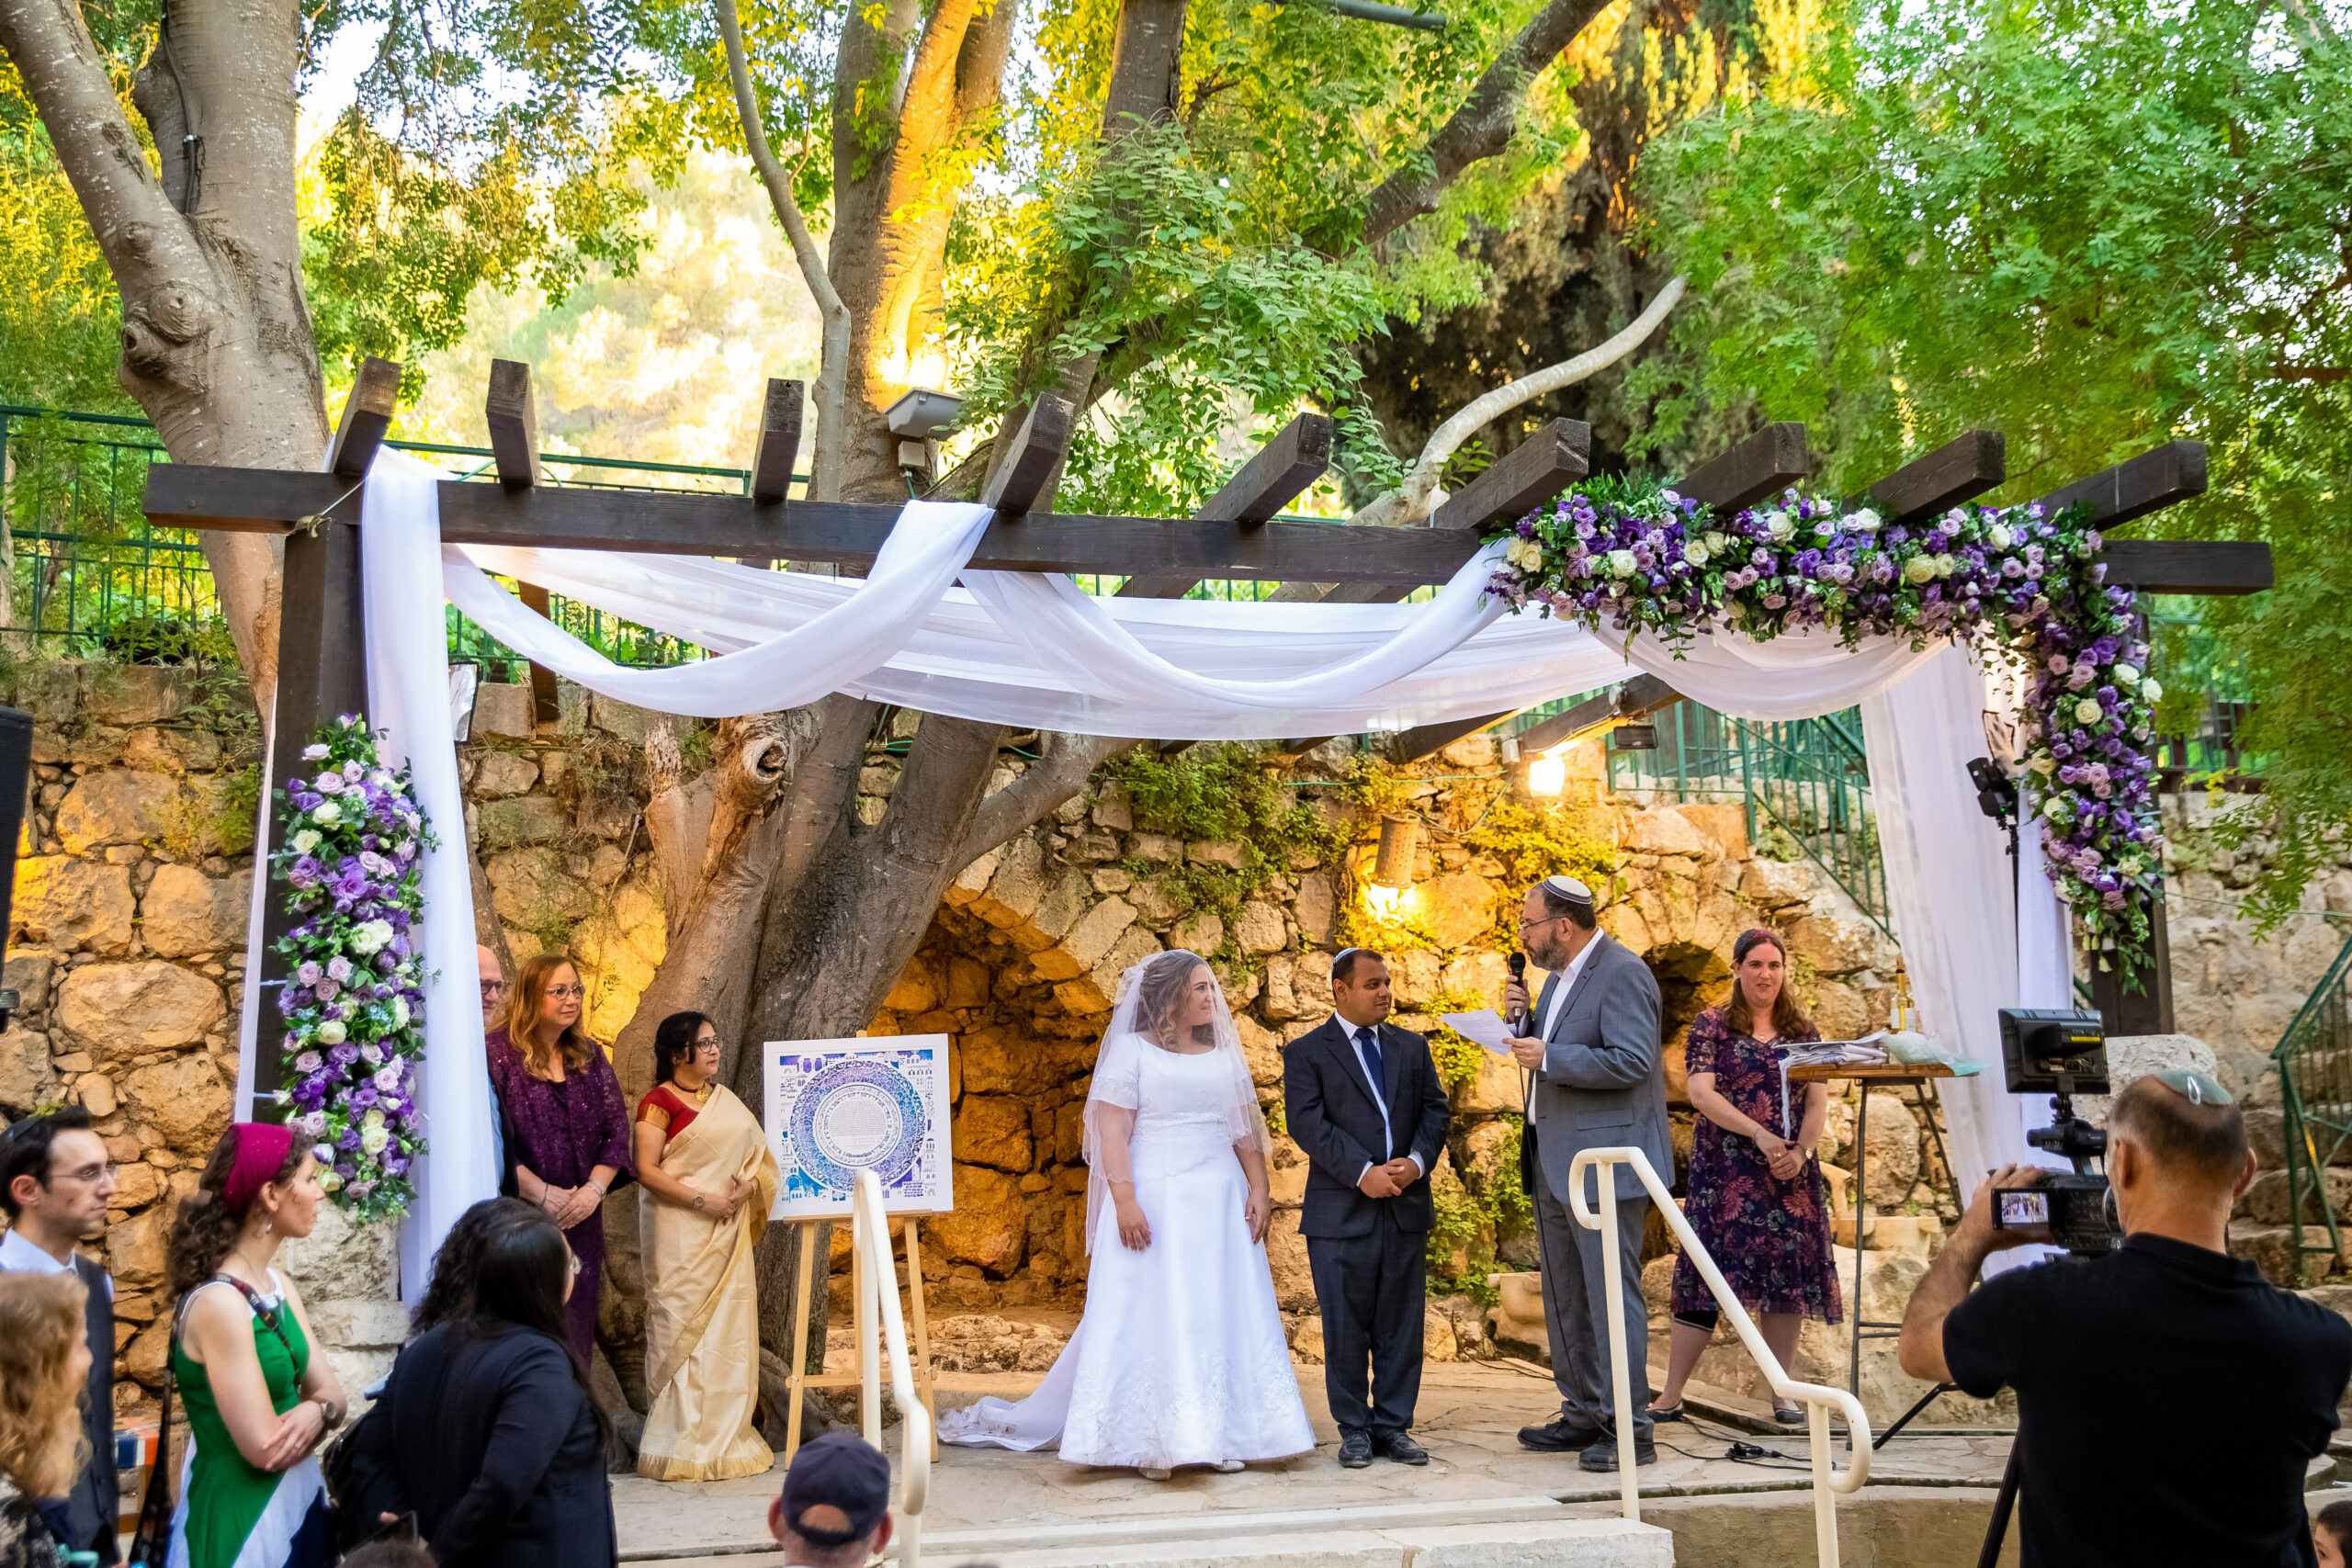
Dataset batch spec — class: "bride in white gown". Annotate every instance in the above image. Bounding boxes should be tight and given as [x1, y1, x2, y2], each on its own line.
[939, 949, 1315, 1476]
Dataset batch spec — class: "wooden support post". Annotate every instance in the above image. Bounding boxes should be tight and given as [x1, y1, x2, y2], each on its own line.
[248, 360, 399, 1113]
[1118, 412, 1334, 599]
[1322, 418, 1592, 606]
[783, 1217, 820, 1467]
[981, 394, 1077, 517]
[751, 378, 805, 506]
[779, 1213, 941, 1470]
[2091, 892, 2175, 1034]
[484, 360, 563, 724]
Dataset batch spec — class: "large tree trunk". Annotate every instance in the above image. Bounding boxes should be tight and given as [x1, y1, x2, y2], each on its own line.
[1, 0, 325, 717]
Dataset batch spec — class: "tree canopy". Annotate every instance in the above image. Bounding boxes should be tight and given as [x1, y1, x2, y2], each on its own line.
[1636, 0, 2352, 924]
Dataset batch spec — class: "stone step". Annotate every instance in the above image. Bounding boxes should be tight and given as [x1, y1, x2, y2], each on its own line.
[624, 1497, 1671, 1567]
[641, 1516, 1671, 1568]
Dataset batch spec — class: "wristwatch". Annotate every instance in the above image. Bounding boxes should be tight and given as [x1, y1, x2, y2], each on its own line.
[315, 1397, 345, 1432]
[692, 1193, 706, 1212]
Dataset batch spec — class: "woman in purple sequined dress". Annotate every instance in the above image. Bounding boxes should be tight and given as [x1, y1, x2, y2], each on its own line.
[484, 953, 633, 1361]
[1651, 928, 1841, 1427]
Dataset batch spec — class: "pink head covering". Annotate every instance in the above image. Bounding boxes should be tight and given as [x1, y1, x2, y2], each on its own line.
[220, 1122, 297, 1213]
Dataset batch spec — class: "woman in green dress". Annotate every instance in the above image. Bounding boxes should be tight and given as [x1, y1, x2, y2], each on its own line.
[163, 1123, 348, 1568]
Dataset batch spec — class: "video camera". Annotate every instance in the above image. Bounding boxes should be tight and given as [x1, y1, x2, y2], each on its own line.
[1991, 1009, 2121, 1255]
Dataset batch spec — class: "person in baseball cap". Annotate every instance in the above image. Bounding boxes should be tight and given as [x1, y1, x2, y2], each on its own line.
[769, 1432, 894, 1566]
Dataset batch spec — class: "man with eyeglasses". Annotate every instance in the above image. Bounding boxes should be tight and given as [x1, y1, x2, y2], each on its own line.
[1499, 874, 1668, 1472]
[0, 1106, 122, 1563]
[478, 944, 507, 1032]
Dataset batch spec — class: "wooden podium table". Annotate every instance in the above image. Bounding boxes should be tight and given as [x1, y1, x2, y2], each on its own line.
[1787, 1061, 1963, 1425]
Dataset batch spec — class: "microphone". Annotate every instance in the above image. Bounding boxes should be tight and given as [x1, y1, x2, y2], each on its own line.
[1507, 952, 1528, 1036]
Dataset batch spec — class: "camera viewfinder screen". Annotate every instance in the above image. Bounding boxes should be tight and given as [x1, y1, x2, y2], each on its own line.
[1996, 1190, 2049, 1227]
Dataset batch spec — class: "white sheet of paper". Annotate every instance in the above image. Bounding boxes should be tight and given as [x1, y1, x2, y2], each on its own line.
[1441, 1010, 1518, 1055]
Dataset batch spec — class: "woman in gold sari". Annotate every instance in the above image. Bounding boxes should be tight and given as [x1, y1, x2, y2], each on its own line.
[631, 1011, 779, 1482]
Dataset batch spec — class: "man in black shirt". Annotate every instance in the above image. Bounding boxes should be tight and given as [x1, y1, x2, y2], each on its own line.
[1899, 1072, 2352, 1568]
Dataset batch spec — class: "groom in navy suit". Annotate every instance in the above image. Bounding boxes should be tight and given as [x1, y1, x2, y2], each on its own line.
[1283, 948, 1452, 1469]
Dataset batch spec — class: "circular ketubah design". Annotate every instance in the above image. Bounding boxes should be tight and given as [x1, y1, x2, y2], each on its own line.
[789, 1058, 928, 1191]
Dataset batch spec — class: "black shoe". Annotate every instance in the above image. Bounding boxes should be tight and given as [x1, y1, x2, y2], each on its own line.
[1577, 1433, 1659, 1472]
[1338, 1430, 1374, 1469]
[1376, 1431, 1430, 1466]
[1517, 1416, 1604, 1452]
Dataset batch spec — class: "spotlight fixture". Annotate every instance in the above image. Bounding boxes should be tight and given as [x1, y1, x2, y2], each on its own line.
[1373, 814, 1421, 889]
[885, 389, 965, 440]
[1527, 751, 1566, 796]
[1611, 723, 1659, 751]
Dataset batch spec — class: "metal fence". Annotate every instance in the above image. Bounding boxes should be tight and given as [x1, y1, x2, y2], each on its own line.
[1605, 701, 1893, 934]
[2273, 929, 2352, 1283]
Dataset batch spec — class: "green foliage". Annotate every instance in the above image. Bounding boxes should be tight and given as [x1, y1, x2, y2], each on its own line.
[1107, 742, 1348, 947]
[1460, 796, 1618, 947]
[1636, 0, 2352, 930]
[1427, 1113, 1530, 1303]
[211, 763, 264, 857]
[100, 615, 239, 669]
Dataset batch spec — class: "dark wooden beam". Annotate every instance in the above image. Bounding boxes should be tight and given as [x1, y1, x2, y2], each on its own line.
[329, 356, 401, 479]
[2037, 440, 2206, 529]
[1867, 430, 2005, 523]
[1322, 418, 1591, 606]
[1516, 673, 1683, 755]
[1119, 412, 1333, 599]
[483, 361, 560, 721]
[485, 359, 540, 489]
[1677, 422, 1809, 511]
[2095, 538, 2270, 596]
[143, 465, 1502, 585]
[1385, 708, 1521, 764]
[751, 378, 804, 505]
[981, 393, 1076, 516]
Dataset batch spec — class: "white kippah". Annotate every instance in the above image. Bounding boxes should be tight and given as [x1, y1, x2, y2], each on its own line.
[1544, 874, 1595, 905]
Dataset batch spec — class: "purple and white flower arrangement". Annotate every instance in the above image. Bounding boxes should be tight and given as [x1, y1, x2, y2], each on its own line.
[1483, 477, 2163, 974]
[269, 713, 438, 1222]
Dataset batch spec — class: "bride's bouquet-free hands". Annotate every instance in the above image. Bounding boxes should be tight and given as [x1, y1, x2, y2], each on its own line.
[1244, 1181, 1270, 1243]
[1114, 1180, 1153, 1251]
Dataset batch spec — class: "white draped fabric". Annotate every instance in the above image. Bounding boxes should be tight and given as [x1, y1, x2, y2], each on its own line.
[227, 464, 2059, 1267]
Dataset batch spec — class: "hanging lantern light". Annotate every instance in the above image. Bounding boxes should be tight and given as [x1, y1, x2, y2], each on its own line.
[1373, 814, 1421, 888]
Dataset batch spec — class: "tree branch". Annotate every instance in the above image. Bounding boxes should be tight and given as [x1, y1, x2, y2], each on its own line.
[957, 732, 1138, 868]
[718, 0, 853, 502]
[1350, 275, 1684, 529]
[1351, 0, 1611, 247]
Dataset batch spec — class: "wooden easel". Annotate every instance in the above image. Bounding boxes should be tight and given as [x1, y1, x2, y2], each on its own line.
[780, 1213, 941, 1467]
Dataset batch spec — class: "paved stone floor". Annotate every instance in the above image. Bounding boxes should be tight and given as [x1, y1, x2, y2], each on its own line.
[612, 1360, 2015, 1562]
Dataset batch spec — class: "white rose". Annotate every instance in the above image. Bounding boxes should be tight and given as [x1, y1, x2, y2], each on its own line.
[318, 1020, 347, 1044]
[312, 801, 342, 826]
[1764, 511, 1796, 543]
[1704, 531, 1731, 553]
[2030, 755, 2058, 778]
[1505, 537, 1541, 571]
[1902, 557, 1938, 584]
[301, 743, 330, 761]
[1682, 540, 1709, 567]
[2075, 698, 2104, 725]
[1607, 548, 1638, 579]
[291, 829, 321, 854]
[360, 1124, 389, 1155]
[1985, 524, 2014, 551]
[316, 1168, 344, 1192]
[349, 919, 395, 955]
[1935, 553, 1958, 578]
[1849, 508, 1881, 534]
[391, 997, 411, 1029]
[2113, 663, 2140, 686]
[363, 1107, 386, 1129]
[2142, 678, 2164, 702]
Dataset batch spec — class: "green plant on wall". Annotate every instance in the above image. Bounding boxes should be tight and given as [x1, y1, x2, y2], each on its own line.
[1461, 797, 1619, 950]
[1427, 1113, 1532, 1304]
[1106, 742, 1351, 955]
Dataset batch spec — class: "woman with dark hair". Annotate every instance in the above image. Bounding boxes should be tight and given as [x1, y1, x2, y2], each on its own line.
[1650, 928, 1842, 1426]
[0, 1271, 89, 1568]
[484, 953, 633, 1360]
[940, 949, 1311, 1478]
[164, 1123, 347, 1568]
[346, 1201, 616, 1568]
[629, 1013, 778, 1482]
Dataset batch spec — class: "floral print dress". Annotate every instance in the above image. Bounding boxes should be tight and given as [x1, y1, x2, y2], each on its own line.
[1669, 1008, 1843, 1323]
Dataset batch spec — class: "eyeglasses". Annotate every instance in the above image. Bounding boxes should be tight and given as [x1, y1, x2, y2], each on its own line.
[480, 980, 506, 999]
[691, 1038, 722, 1055]
[55, 1162, 117, 1186]
[1516, 914, 1565, 932]
[545, 985, 587, 1001]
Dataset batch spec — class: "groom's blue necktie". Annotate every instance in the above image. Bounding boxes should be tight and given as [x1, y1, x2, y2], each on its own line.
[1353, 1025, 1392, 1158]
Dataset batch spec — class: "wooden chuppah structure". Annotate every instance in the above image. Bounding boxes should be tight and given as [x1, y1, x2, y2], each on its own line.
[144, 356, 2272, 1098]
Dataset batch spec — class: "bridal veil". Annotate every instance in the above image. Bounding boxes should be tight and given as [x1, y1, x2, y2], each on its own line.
[1080, 948, 1272, 1251]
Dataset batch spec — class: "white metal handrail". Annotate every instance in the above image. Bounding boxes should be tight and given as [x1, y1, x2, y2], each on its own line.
[852, 1168, 931, 1562]
[1568, 1145, 1871, 1568]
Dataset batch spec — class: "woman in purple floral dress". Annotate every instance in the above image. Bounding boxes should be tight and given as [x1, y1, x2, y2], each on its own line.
[485, 953, 633, 1361]
[1652, 927, 1840, 1426]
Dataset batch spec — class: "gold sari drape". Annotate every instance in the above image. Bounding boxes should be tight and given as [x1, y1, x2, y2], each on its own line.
[636, 1084, 780, 1482]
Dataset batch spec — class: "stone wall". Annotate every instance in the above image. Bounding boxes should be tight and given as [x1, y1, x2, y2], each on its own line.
[854, 732, 1934, 1359]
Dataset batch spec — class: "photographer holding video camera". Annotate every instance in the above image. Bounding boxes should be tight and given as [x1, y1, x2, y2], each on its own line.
[1899, 1036, 2352, 1568]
